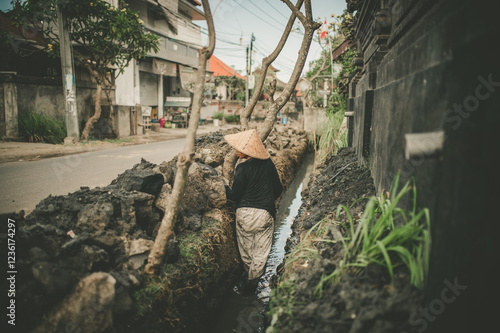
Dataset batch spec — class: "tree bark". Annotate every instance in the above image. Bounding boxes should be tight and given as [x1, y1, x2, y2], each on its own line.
[81, 80, 102, 141]
[145, 0, 215, 275]
[304, 50, 331, 108]
[222, 0, 321, 180]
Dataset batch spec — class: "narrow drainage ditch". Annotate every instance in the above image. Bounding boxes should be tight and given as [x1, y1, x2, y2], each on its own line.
[210, 153, 315, 333]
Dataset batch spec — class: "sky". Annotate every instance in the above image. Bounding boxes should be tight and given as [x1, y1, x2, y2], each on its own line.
[0, 0, 347, 82]
[196, 0, 347, 82]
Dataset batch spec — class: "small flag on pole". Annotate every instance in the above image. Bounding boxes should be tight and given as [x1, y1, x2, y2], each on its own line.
[320, 18, 327, 39]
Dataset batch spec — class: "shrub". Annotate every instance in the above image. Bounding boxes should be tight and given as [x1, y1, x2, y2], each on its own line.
[18, 108, 67, 144]
[224, 115, 240, 123]
[212, 112, 223, 120]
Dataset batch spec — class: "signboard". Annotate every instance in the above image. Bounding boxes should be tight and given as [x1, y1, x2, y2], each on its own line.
[153, 59, 177, 77]
[165, 96, 191, 107]
[248, 74, 255, 89]
[142, 106, 152, 116]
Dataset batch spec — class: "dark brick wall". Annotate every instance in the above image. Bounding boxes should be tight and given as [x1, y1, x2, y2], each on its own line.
[347, 0, 500, 331]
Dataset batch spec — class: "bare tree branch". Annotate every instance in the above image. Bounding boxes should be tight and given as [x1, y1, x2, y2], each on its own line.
[145, 0, 215, 275]
[223, 0, 304, 180]
[258, 0, 321, 141]
[240, 0, 304, 130]
[280, 0, 307, 24]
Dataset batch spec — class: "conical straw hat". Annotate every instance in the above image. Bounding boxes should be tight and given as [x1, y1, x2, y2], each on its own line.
[224, 129, 270, 160]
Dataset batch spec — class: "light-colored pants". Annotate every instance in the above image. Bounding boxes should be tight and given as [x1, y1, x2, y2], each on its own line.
[235, 207, 274, 280]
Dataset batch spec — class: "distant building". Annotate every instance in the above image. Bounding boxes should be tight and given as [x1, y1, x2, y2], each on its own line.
[0, 0, 208, 138]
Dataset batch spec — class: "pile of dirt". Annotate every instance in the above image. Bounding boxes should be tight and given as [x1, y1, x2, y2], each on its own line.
[12, 124, 308, 332]
[269, 148, 425, 333]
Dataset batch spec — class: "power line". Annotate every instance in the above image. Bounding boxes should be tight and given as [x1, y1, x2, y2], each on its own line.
[235, 0, 285, 33]
[200, 27, 248, 37]
[263, 0, 290, 21]
[247, 1, 288, 28]
[200, 29, 244, 47]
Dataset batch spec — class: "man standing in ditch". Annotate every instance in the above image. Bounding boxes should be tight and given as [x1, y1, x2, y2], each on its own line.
[224, 129, 283, 294]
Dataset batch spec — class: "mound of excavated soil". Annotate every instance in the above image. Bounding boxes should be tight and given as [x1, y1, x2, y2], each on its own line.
[12, 125, 308, 332]
[270, 148, 425, 333]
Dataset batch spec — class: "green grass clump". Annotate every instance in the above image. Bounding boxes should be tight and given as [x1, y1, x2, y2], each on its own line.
[212, 112, 223, 120]
[18, 108, 67, 144]
[268, 174, 431, 331]
[223, 114, 240, 123]
[314, 174, 431, 297]
[313, 110, 347, 163]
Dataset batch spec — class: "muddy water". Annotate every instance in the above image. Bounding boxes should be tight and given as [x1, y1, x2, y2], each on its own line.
[211, 154, 315, 333]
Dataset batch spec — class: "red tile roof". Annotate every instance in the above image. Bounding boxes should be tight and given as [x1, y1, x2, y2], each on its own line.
[209, 55, 244, 79]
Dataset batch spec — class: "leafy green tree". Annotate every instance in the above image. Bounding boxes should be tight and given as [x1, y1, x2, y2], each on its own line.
[304, 9, 356, 110]
[214, 75, 245, 101]
[12, 0, 160, 140]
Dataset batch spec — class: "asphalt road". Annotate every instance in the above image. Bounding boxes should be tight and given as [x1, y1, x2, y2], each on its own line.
[0, 139, 185, 215]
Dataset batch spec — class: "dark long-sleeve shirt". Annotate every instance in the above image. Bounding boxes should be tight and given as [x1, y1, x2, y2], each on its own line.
[225, 158, 283, 219]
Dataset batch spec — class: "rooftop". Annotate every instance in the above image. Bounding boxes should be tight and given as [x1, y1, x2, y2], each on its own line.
[209, 55, 244, 79]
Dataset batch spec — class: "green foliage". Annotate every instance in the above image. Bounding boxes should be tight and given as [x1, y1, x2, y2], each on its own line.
[235, 90, 245, 101]
[224, 114, 240, 123]
[214, 75, 245, 100]
[212, 112, 223, 120]
[18, 108, 67, 144]
[314, 110, 347, 163]
[12, 0, 160, 80]
[314, 175, 431, 297]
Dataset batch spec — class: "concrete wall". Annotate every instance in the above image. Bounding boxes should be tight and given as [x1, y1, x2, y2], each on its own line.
[115, 61, 138, 107]
[347, 0, 500, 331]
[0, 74, 137, 139]
[303, 107, 328, 133]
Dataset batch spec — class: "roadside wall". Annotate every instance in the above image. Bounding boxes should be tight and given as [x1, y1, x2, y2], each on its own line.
[303, 106, 328, 133]
[0, 74, 137, 139]
[347, 0, 499, 331]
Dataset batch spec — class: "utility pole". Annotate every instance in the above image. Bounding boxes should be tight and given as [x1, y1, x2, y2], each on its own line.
[249, 33, 254, 74]
[245, 45, 249, 106]
[245, 33, 255, 107]
[329, 25, 335, 93]
[323, 79, 327, 107]
[58, 7, 80, 142]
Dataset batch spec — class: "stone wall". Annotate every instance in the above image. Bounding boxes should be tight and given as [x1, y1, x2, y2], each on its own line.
[346, 0, 500, 331]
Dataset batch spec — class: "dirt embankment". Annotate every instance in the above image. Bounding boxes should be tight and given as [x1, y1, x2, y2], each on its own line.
[269, 148, 425, 333]
[8, 124, 308, 332]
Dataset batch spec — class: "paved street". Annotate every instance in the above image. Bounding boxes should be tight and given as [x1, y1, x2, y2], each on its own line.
[0, 139, 185, 215]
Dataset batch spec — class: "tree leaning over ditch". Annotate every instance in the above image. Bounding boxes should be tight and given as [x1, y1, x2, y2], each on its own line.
[144, 0, 215, 275]
[222, 0, 321, 180]
[12, 0, 160, 141]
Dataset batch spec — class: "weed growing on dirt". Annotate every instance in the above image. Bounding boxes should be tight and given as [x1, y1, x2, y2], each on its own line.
[312, 111, 347, 164]
[18, 108, 67, 144]
[314, 174, 431, 297]
[268, 175, 430, 331]
[132, 215, 235, 330]
[134, 274, 167, 317]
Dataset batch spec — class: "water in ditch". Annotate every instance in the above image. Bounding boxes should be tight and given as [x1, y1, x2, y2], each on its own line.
[211, 153, 315, 333]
